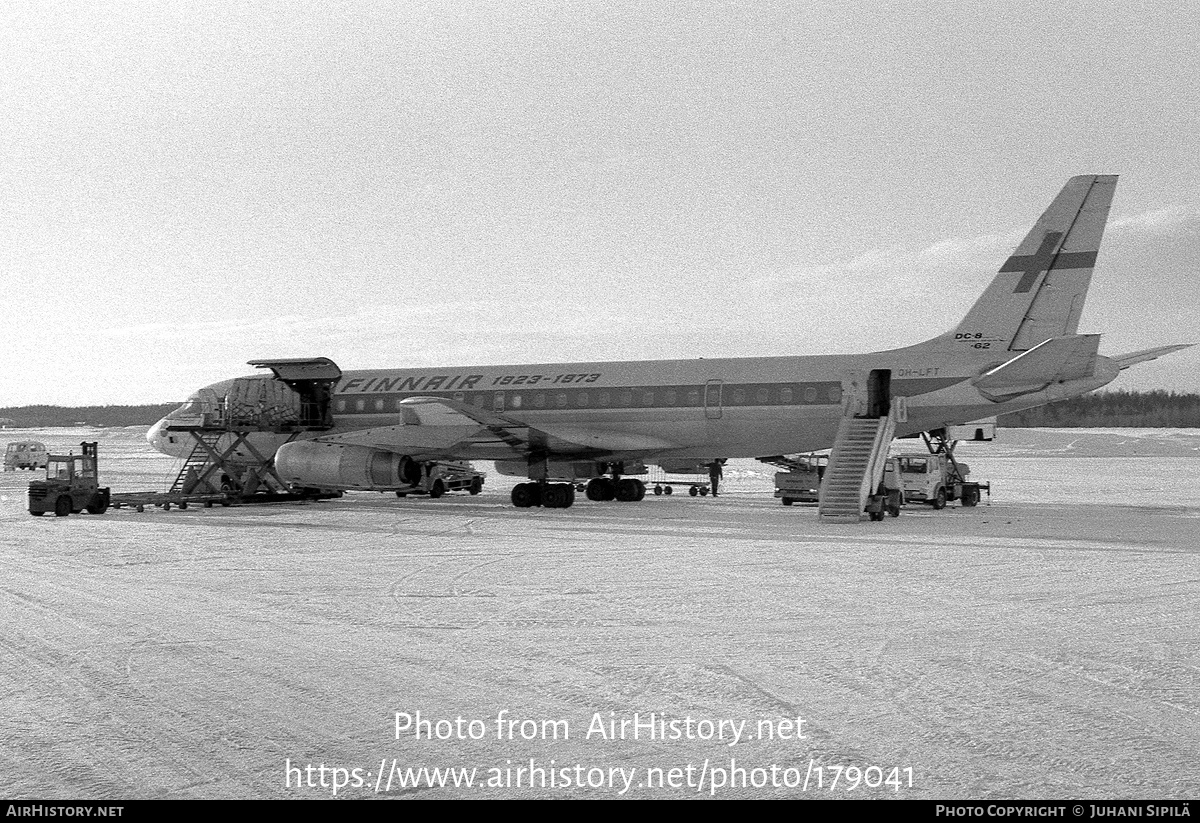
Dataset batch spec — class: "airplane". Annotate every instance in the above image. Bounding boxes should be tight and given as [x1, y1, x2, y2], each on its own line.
[148, 175, 1190, 508]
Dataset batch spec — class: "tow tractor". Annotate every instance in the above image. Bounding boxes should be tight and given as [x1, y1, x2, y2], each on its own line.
[393, 461, 485, 499]
[28, 442, 110, 517]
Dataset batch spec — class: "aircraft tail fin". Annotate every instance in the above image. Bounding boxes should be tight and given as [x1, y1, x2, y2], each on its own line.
[947, 175, 1118, 355]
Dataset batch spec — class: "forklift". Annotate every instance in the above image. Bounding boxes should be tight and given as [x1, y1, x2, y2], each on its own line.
[28, 442, 110, 517]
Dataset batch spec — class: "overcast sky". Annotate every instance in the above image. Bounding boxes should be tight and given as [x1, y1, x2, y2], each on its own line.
[2, 1, 1197, 406]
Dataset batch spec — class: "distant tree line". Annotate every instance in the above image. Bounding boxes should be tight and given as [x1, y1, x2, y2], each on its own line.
[997, 390, 1200, 427]
[0, 404, 178, 428]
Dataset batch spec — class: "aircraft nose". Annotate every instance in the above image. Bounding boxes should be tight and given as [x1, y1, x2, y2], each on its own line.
[146, 419, 167, 450]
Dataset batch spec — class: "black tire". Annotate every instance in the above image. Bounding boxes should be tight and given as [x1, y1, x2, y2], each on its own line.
[932, 488, 946, 510]
[30, 511, 45, 517]
[961, 487, 979, 507]
[469, 477, 483, 495]
[429, 479, 445, 499]
[689, 486, 698, 497]
[615, 478, 640, 502]
[664, 485, 673, 495]
[55, 496, 71, 517]
[888, 505, 901, 518]
[782, 498, 794, 506]
[511, 483, 537, 508]
[653, 485, 663, 496]
[395, 491, 407, 498]
[85, 500, 108, 515]
[633, 479, 646, 501]
[869, 509, 884, 521]
[699, 486, 709, 497]
[586, 478, 615, 502]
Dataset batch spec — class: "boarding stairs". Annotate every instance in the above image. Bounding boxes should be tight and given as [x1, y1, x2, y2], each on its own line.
[817, 413, 897, 523]
[169, 432, 226, 494]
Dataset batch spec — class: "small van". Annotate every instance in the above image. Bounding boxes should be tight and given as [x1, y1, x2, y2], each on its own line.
[4, 441, 49, 471]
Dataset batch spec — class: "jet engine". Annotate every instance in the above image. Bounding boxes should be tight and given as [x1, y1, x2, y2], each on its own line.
[274, 441, 422, 490]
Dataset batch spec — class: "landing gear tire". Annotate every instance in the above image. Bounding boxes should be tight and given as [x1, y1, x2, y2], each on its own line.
[429, 479, 445, 499]
[664, 485, 673, 495]
[542, 483, 576, 509]
[932, 488, 947, 510]
[55, 496, 71, 517]
[688, 486, 699, 497]
[511, 483, 541, 508]
[469, 477, 483, 495]
[615, 478, 644, 502]
[699, 486, 709, 497]
[653, 485, 662, 496]
[586, 478, 616, 502]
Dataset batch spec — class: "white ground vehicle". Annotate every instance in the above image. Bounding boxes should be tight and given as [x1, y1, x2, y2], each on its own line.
[771, 453, 828, 505]
[895, 452, 984, 509]
[770, 453, 904, 518]
[5, 441, 48, 471]
[394, 461, 485, 499]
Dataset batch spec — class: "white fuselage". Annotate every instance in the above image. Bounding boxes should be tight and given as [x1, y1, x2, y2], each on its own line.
[147, 337, 1118, 465]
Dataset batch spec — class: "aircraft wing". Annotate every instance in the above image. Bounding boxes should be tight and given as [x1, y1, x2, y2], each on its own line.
[315, 395, 681, 459]
[1111, 343, 1194, 370]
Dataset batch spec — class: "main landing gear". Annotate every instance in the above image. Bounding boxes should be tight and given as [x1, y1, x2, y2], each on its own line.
[510, 476, 648, 508]
[585, 477, 646, 502]
[511, 482, 576, 509]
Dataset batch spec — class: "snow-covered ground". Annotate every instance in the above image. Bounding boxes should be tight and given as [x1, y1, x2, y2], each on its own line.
[2, 427, 1198, 799]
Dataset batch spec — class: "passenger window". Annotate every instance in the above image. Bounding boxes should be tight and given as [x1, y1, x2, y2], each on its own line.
[336, 400, 347, 411]
[511, 395, 523, 409]
[642, 391, 654, 406]
[599, 392, 611, 407]
[534, 393, 546, 409]
[732, 388, 746, 404]
[756, 387, 769, 404]
[576, 392, 588, 407]
[687, 390, 700, 405]
[780, 388, 793, 404]
[828, 385, 842, 403]
[355, 399, 366, 411]
[374, 399, 385, 411]
[619, 391, 633, 406]
[556, 393, 568, 408]
[665, 390, 677, 406]
[804, 387, 817, 403]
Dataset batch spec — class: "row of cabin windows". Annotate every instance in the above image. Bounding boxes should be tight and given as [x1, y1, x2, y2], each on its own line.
[333, 384, 843, 413]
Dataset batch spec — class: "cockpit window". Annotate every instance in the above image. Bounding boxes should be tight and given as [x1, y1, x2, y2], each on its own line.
[168, 397, 202, 418]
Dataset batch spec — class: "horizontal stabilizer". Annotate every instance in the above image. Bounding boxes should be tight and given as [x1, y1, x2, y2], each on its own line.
[1112, 343, 1194, 370]
[974, 334, 1101, 400]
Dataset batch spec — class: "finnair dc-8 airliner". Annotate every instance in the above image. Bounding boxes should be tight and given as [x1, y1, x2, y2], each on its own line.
[148, 175, 1190, 508]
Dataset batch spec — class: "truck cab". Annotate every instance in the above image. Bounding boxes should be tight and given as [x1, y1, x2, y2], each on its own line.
[895, 453, 980, 509]
[28, 442, 110, 517]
